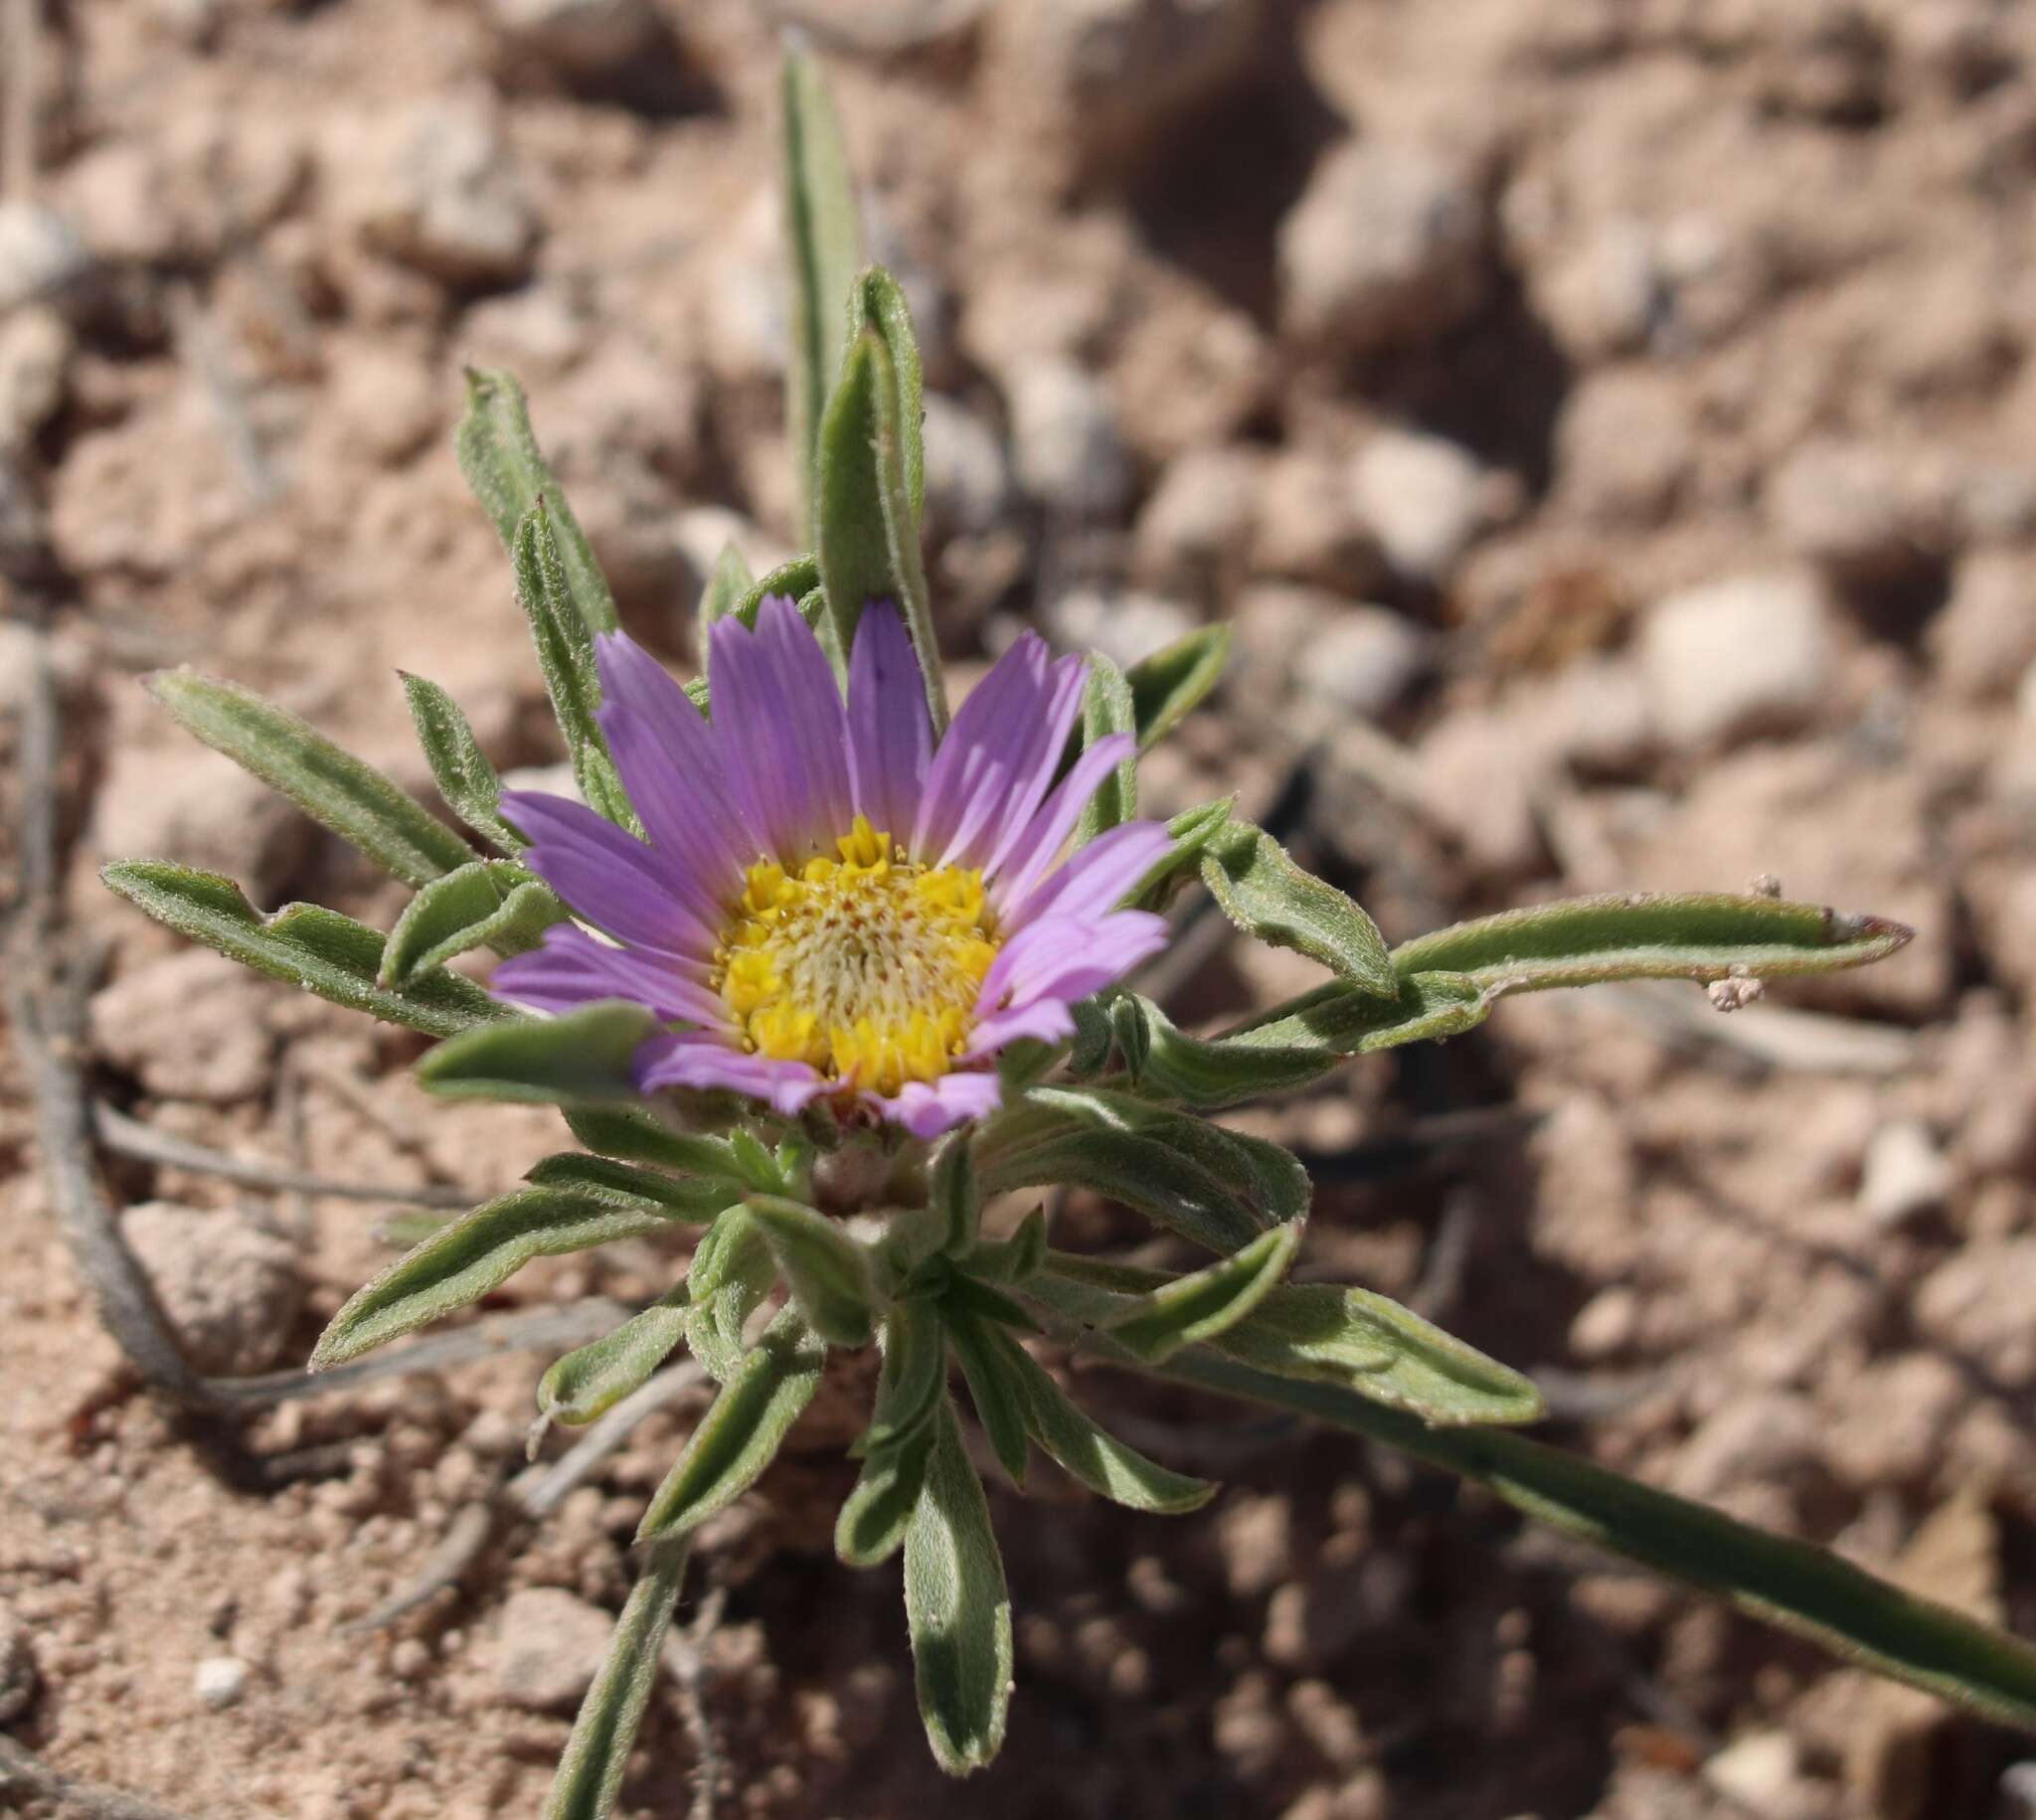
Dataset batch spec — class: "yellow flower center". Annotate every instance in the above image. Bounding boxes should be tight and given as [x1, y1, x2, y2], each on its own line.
[714, 816, 1001, 1096]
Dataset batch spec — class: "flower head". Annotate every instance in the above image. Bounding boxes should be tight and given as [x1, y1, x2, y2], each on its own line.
[492, 595, 1171, 1137]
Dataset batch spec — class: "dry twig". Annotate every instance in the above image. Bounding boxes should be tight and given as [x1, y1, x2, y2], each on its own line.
[0, 1733, 194, 1820]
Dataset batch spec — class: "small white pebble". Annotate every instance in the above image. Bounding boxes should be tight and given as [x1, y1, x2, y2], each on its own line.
[1706, 974, 1766, 1013]
[194, 1656, 249, 1711]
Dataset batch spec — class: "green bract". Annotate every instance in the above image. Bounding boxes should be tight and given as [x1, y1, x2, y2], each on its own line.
[95, 43, 2033, 1820]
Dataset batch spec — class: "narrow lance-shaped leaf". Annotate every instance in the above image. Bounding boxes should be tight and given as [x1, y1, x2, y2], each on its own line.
[1101, 1226, 1299, 1364]
[311, 1188, 674, 1368]
[854, 1296, 948, 1458]
[781, 44, 864, 546]
[379, 860, 565, 987]
[931, 1130, 979, 1256]
[1202, 816, 1395, 998]
[401, 672, 524, 852]
[1390, 891, 1916, 995]
[980, 1319, 1215, 1515]
[904, 1396, 1014, 1776]
[567, 1106, 781, 1193]
[638, 1309, 827, 1542]
[1126, 624, 1231, 748]
[1073, 652, 1136, 848]
[540, 1539, 689, 1820]
[101, 862, 504, 1038]
[838, 1420, 934, 1570]
[510, 505, 636, 828]
[539, 1288, 692, 1426]
[144, 670, 476, 888]
[747, 1193, 880, 1348]
[698, 541, 756, 634]
[683, 1204, 778, 1384]
[962, 1208, 1047, 1285]
[1149, 1347, 2036, 1737]
[417, 1000, 655, 1107]
[1128, 797, 1236, 910]
[944, 1310, 1030, 1485]
[523, 1153, 734, 1222]
[457, 366, 617, 636]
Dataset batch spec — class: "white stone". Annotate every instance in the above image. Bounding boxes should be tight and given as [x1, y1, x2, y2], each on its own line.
[1534, 218, 1664, 360]
[1705, 1731, 1808, 1819]
[1279, 141, 1487, 356]
[481, 1587, 615, 1713]
[1303, 606, 1429, 718]
[123, 1202, 307, 1377]
[1006, 357, 1132, 518]
[0, 306, 72, 450]
[1766, 438, 1937, 581]
[194, 1656, 250, 1711]
[1858, 1118, 1951, 1228]
[1928, 550, 2036, 701]
[1351, 427, 1489, 584]
[1637, 571, 1832, 750]
[0, 202, 89, 314]
[922, 394, 1012, 536]
[1045, 586, 1196, 673]
[1134, 444, 1261, 579]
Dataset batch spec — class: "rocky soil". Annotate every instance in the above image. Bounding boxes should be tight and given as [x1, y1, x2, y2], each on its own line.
[7, 1, 2036, 1816]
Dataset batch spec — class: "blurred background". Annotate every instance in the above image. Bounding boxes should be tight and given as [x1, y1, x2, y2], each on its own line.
[4, 1, 2036, 1815]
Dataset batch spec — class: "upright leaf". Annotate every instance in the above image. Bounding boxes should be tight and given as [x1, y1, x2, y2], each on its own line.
[698, 541, 756, 636]
[401, 672, 524, 852]
[1073, 652, 1136, 848]
[637, 1309, 826, 1541]
[747, 1193, 880, 1347]
[684, 1204, 778, 1383]
[1100, 1226, 1299, 1364]
[854, 1297, 947, 1458]
[539, 1289, 692, 1425]
[540, 1539, 689, 1820]
[145, 670, 476, 888]
[944, 1310, 1030, 1485]
[101, 863, 504, 1037]
[1391, 892, 1916, 994]
[1201, 817, 1395, 997]
[567, 1106, 778, 1193]
[781, 45, 865, 546]
[1126, 625, 1231, 748]
[930, 1130, 980, 1256]
[417, 1000, 654, 1107]
[379, 860, 565, 987]
[904, 1398, 1013, 1776]
[838, 1421, 934, 1569]
[311, 1188, 675, 1367]
[524, 1153, 734, 1222]
[457, 366, 617, 636]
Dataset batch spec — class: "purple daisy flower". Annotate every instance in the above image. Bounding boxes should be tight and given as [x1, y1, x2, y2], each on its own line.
[490, 594, 1172, 1138]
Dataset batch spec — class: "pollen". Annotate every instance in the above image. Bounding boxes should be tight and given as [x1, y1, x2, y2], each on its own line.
[713, 815, 1000, 1096]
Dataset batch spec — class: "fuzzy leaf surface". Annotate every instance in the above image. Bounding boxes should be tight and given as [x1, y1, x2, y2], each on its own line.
[538, 1289, 692, 1425]
[944, 1310, 1030, 1485]
[402, 672, 523, 852]
[855, 1297, 948, 1459]
[838, 1422, 933, 1569]
[1100, 1226, 1299, 1363]
[1202, 817, 1395, 997]
[748, 1194, 880, 1347]
[1074, 652, 1137, 847]
[379, 861, 564, 986]
[1126, 625, 1230, 748]
[523, 1153, 734, 1222]
[565, 1106, 779, 1192]
[417, 1000, 654, 1107]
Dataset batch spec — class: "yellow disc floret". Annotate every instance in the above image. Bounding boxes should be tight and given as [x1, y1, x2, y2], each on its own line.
[714, 816, 1001, 1096]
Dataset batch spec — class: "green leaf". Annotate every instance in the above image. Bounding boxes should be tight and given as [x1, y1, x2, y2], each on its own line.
[457, 366, 617, 636]
[747, 1193, 879, 1348]
[144, 669, 476, 888]
[1073, 652, 1137, 848]
[524, 1153, 733, 1222]
[540, 1539, 690, 1820]
[944, 1310, 1030, 1485]
[683, 1204, 778, 1383]
[1390, 891, 1917, 994]
[939, 1272, 1043, 1335]
[1101, 1226, 1299, 1364]
[904, 1397, 1013, 1776]
[1035, 1254, 1543, 1427]
[962, 1208, 1047, 1285]
[978, 1085, 1309, 1255]
[1126, 624, 1230, 748]
[311, 1188, 673, 1368]
[729, 556, 823, 635]
[538, 1288, 692, 1425]
[1108, 974, 1490, 1109]
[854, 1296, 948, 1459]
[980, 1319, 1215, 1514]
[781, 44, 865, 547]
[379, 861, 565, 987]
[1150, 1350, 2036, 1737]
[566, 1106, 779, 1192]
[930, 1130, 979, 1256]
[838, 1422, 933, 1569]
[1202, 817, 1395, 997]
[401, 672, 523, 853]
[698, 541, 756, 634]
[637, 1308, 826, 1542]
[509, 504, 636, 829]
[1129, 797, 1237, 910]
[417, 1000, 654, 1107]
[100, 862, 504, 1038]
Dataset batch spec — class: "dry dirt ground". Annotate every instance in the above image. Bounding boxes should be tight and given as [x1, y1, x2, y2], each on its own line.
[7, 1, 2036, 1815]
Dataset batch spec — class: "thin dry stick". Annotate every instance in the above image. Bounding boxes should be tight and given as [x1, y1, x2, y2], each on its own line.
[668, 1579, 729, 1820]
[0, 1734, 194, 1820]
[90, 1101, 479, 1210]
[166, 282, 280, 506]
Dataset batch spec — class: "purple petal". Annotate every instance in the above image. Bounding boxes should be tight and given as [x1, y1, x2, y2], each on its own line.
[863, 1071, 1003, 1138]
[912, 633, 1060, 866]
[1005, 819, 1171, 928]
[634, 1033, 830, 1117]
[708, 595, 852, 863]
[978, 909, 1169, 1011]
[598, 704, 750, 903]
[987, 732, 1136, 912]
[501, 790, 718, 961]
[976, 654, 1089, 879]
[847, 601, 933, 844]
[961, 998, 1077, 1058]
[492, 923, 726, 1026]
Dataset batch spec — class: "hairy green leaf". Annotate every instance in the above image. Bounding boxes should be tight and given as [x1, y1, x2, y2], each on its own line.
[945, 1311, 1030, 1485]
[1202, 817, 1395, 997]
[144, 670, 475, 888]
[1390, 892, 1916, 994]
[930, 1130, 979, 1256]
[100, 862, 504, 1037]
[312, 1188, 673, 1368]
[699, 540, 756, 631]
[684, 1204, 778, 1384]
[748, 1193, 879, 1347]
[979, 1085, 1309, 1254]
[962, 1208, 1047, 1285]
[379, 860, 565, 986]
[566, 1106, 779, 1192]
[1101, 1226, 1299, 1363]
[1126, 624, 1230, 748]
[401, 672, 524, 853]
[637, 1308, 826, 1542]
[457, 366, 617, 636]
[838, 1421, 933, 1569]
[1074, 651, 1137, 848]
[539, 1288, 692, 1425]
[540, 1539, 690, 1820]
[524, 1153, 733, 1222]
[417, 1000, 654, 1107]
[854, 1296, 948, 1459]
[1130, 797, 1237, 910]
[904, 1397, 1013, 1776]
